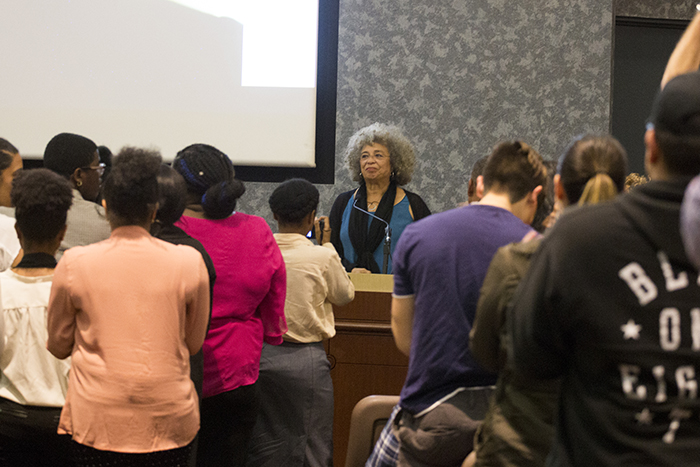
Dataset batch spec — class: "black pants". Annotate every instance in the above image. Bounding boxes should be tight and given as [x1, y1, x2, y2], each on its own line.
[0, 397, 71, 467]
[197, 382, 260, 467]
[72, 440, 194, 467]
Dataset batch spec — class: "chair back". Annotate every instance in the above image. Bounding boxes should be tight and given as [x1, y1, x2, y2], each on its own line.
[344, 395, 400, 467]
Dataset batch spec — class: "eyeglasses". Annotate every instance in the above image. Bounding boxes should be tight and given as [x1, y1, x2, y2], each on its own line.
[81, 163, 106, 176]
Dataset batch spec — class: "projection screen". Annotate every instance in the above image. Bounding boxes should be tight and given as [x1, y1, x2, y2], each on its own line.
[0, 0, 338, 180]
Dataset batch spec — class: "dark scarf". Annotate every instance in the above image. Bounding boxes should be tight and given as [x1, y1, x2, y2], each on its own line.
[15, 252, 57, 269]
[348, 181, 397, 273]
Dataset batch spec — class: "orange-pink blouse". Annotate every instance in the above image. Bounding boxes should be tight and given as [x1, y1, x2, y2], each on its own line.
[47, 226, 210, 453]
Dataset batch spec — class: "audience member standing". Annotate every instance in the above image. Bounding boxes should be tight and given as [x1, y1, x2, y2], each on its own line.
[0, 169, 73, 467]
[0, 138, 22, 269]
[511, 71, 700, 467]
[458, 155, 488, 207]
[47, 148, 210, 466]
[151, 164, 216, 400]
[43, 133, 111, 260]
[95, 145, 113, 204]
[246, 179, 354, 467]
[173, 144, 287, 467]
[470, 135, 628, 467]
[151, 164, 216, 467]
[367, 141, 546, 467]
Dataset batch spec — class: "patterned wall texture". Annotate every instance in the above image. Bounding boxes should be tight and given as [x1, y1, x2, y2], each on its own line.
[238, 0, 690, 229]
[616, 0, 695, 20]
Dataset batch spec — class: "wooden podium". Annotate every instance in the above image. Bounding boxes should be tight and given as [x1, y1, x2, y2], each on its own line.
[327, 273, 409, 467]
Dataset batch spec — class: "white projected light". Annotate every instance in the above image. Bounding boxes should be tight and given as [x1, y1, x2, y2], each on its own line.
[170, 0, 318, 88]
[0, 0, 320, 166]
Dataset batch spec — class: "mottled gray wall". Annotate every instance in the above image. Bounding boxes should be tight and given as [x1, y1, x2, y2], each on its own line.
[616, 0, 695, 20]
[239, 0, 690, 229]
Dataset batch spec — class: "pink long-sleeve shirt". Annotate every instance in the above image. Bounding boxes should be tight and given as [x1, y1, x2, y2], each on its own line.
[176, 213, 287, 398]
[47, 226, 210, 453]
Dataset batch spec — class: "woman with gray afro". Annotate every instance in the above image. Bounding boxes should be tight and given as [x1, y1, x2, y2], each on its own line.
[329, 123, 431, 274]
[246, 179, 354, 467]
[173, 143, 287, 467]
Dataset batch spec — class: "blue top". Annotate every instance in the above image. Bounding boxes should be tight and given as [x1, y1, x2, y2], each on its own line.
[339, 195, 413, 274]
[392, 204, 533, 414]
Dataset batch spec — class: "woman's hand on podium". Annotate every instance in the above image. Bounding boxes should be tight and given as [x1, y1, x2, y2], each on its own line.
[351, 267, 372, 274]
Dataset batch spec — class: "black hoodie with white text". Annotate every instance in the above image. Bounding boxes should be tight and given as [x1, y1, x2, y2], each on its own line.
[510, 179, 700, 467]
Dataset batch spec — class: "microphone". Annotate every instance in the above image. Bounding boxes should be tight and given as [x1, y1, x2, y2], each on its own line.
[352, 198, 392, 274]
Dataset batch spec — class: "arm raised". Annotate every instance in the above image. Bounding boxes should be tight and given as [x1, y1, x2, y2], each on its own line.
[661, 10, 700, 88]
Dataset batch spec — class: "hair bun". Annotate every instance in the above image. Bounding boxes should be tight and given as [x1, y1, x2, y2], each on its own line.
[201, 179, 246, 219]
[268, 178, 320, 224]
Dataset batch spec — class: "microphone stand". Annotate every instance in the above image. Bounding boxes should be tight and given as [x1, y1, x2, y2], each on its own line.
[382, 227, 391, 274]
[352, 199, 392, 274]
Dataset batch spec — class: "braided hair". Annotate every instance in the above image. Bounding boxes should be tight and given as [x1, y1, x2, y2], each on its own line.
[173, 144, 245, 219]
[269, 178, 319, 225]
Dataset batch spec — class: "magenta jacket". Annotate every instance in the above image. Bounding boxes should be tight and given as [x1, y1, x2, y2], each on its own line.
[176, 213, 287, 398]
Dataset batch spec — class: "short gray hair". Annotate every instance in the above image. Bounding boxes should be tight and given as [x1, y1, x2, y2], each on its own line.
[344, 123, 416, 186]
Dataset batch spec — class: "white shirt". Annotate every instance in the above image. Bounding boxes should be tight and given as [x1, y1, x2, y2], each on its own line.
[0, 213, 20, 271]
[274, 233, 355, 343]
[0, 270, 70, 406]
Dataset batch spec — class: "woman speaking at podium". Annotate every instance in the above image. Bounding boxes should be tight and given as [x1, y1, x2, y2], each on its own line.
[329, 123, 430, 274]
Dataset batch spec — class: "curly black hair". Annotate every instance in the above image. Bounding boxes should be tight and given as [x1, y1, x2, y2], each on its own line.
[102, 147, 161, 225]
[11, 168, 73, 243]
[269, 178, 319, 225]
[173, 144, 245, 219]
